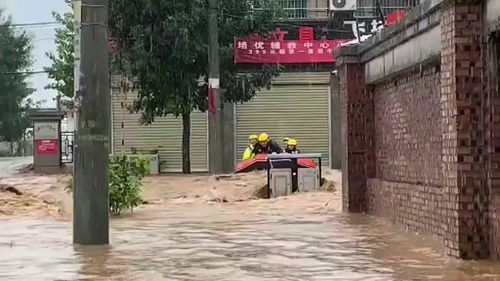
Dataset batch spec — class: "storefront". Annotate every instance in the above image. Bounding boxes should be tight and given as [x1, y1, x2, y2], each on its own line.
[111, 91, 208, 173]
[234, 72, 331, 166]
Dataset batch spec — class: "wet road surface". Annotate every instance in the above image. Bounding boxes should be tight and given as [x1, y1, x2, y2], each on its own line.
[2, 192, 500, 281]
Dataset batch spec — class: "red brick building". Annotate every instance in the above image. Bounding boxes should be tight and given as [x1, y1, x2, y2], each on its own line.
[336, 0, 500, 260]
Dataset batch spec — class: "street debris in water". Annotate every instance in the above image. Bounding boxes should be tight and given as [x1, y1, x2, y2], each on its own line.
[0, 169, 339, 220]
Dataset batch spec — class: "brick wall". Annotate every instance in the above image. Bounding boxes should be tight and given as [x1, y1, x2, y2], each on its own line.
[373, 67, 442, 187]
[440, 1, 488, 259]
[487, 34, 500, 259]
[367, 179, 444, 236]
[340, 61, 372, 213]
[491, 195, 500, 259]
[337, 0, 497, 260]
[365, 65, 444, 237]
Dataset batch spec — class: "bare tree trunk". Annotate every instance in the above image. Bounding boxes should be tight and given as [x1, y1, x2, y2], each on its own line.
[9, 142, 14, 157]
[182, 112, 191, 174]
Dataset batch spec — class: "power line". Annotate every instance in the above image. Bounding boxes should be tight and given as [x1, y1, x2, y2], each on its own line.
[32, 37, 56, 42]
[0, 70, 49, 75]
[11, 21, 60, 27]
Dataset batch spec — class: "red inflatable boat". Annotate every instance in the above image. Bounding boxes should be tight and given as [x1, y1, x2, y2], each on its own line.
[235, 154, 317, 173]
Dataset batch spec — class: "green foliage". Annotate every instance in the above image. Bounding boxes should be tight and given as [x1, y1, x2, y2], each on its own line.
[66, 155, 151, 215]
[0, 9, 34, 143]
[109, 0, 284, 173]
[109, 155, 145, 215]
[45, 1, 75, 99]
[129, 155, 151, 179]
[110, 0, 283, 120]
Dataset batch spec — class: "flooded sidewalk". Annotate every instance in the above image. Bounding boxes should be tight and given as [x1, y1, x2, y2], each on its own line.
[3, 190, 500, 281]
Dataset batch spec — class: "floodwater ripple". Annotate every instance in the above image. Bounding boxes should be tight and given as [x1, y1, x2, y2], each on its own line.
[2, 196, 500, 281]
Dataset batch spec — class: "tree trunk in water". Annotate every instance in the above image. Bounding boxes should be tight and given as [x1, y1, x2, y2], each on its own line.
[182, 112, 191, 174]
[9, 142, 14, 157]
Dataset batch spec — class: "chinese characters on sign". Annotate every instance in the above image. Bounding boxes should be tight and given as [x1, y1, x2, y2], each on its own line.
[36, 140, 58, 155]
[343, 19, 384, 41]
[34, 122, 58, 140]
[343, 11, 407, 42]
[234, 39, 347, 64]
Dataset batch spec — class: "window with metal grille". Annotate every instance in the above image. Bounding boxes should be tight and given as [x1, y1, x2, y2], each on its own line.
[253, 0, 329, 20]
[278, 0, 308, 19]
[355, 0, 420, 18]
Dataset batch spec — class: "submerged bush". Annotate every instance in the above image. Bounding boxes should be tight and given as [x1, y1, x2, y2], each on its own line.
[67, 155, 150, 215]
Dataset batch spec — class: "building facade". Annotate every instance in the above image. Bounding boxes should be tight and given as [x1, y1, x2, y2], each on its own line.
[111, 0, 419, 172]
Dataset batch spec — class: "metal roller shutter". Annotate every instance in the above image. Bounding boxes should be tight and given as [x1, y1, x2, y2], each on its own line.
[112, 92, 208, 173]
[235, 72, 331, 166]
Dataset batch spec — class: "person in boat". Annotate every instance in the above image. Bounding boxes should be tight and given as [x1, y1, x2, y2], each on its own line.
[242, 134, 258, 160]
[252, 133, 282, 155]
[282, 137, 290, 149]
[284, 139, 300, 154]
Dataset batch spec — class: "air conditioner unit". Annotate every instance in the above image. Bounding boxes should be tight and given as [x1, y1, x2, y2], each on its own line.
[329, 0, 357, 11]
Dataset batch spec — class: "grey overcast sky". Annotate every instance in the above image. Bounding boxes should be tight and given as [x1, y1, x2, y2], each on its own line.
[2, 0, 71, 108]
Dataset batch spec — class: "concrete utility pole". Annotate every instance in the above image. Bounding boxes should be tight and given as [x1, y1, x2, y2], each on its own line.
[73, 0, 110, 245]
[72, 0, 82, 132]
[208, 0, 224, 174]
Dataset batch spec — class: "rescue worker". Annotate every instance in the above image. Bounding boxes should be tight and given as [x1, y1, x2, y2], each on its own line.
[252, 133, 282, 155]
[242, 134, 258, 160]
[282, 137, 290, 149]
[285, 139, 300, 154]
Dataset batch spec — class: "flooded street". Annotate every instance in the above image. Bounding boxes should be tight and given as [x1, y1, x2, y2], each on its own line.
[3, 190, 500, 281]
[0, 157, 32, 179]
[1, 164, 500, 280]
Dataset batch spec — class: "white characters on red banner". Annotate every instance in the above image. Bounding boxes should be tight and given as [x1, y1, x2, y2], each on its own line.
[234, 37, 347, 63]
[237, 41, 248, 50]
[254, 41, 264, 50]
[270, 42, 281, 50]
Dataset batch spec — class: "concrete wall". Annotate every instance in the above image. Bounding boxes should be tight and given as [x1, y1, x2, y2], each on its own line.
[330, 72, 341, 169]
[365, 25, 440, 83]
[361, 0, 442, 83]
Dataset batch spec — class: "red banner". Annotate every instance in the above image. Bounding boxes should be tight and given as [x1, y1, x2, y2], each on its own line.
[234, 39, 348, 64]
[387, 11, 407, 26]
[36, 140, 58, 155]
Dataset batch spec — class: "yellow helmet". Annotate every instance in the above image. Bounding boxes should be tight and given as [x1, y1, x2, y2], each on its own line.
[248, 134, 258, 140]
[282, 137, 291, 142]
[258, 133, 269, 142]
[288, 139, 297, 146]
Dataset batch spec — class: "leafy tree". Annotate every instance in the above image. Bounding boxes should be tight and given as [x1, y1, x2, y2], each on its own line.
[109, 0, 283, 173]
[0, 9, 34, 148]
[45, 0, 75, 99]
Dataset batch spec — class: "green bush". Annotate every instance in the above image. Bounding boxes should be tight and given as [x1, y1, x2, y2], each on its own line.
[129, 155, 151, 179]
[109, 155, 146, 215]
[66, 154, 150, 216]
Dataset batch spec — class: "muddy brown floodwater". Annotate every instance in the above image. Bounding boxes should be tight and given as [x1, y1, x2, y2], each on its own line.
[2, 166, 500, 280]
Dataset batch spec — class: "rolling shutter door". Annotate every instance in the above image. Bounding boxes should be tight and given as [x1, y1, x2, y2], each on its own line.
[235, 72, 331, 166]
[112, 92, 208, 172]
